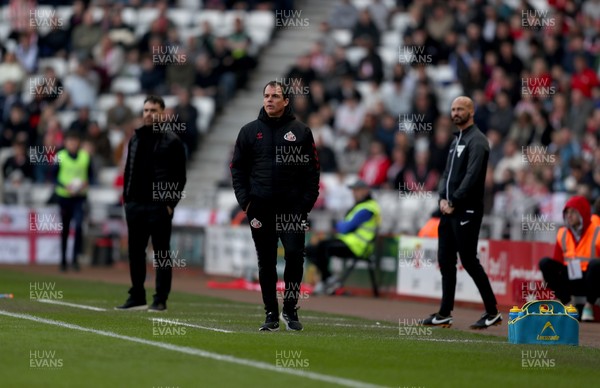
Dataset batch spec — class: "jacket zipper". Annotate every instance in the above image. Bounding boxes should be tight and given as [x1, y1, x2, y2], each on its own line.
[446, 130, 463, 202]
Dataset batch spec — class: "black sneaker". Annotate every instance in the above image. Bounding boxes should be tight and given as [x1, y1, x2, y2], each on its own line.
[115, 298, 147, 310]
[259, 311, 280, 331]
[421, 313, 453, 328]
[148, 301, 167, 312]
[470, 312, 502, 329]
[280, 307, 303, 331]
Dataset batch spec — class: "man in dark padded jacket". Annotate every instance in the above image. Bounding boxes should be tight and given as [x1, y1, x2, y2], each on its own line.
[116, 95, 187, 312]
[422, 96, 501, 330]
[231, 81, 320, 331]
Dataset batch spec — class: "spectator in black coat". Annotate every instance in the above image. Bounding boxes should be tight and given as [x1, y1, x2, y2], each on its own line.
[352, 9, 380, 47]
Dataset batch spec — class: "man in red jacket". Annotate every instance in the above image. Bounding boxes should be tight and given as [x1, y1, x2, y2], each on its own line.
[539, 196, 600, 321]
[571, 55, 599, 98]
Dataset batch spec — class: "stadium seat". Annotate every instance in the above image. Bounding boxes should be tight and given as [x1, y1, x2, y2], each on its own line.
[87, 187, 121, 205]
[97, 167, 120, 187]
[332, 230, 380, 297]
[179, 0, 203, 10]
[246, 11, 275, 33]
[108, 128, 125, 150]
[436, 83, 464, 113]
[354, 81, 372, 98]
[351, 0, 372, 9]
[178, 26, 202, 44]
[134, 23, 151, 38]
[377, 46, 397, 69]
[137, 8, 160, 26]
[192, 96, 216, 133]
[162, 95, 178, 109]
[56, 110, 78, 129]
[247, 28, 272, 49]
[391, 13, 412, 34]
[0, 5, 8, 22]
[193, 10, 224, 30]
[29, 185, 54, 205]
[381, 31, 401, 49]
[167, 8, 193, 28]
[223, 10, 247, 29]
[216, 188, 238, 212]
[331, 30, 352, 47]
[110, 77, 141, 95]
[0, 22, 10, 42]
[97, 94, 117, 112]
[55, 6, 74, 23]
[37, 57, 69, 78]
[345, 46, 367, 67]
[427, 65, 456, 86]
[124, 94, 146, 114]
[121, 7, 138, 26]
[90, 6, 105, 22]
[246, 11, 275, 48]
[352, 0, 395, 9]
[90, 110, 107, 130]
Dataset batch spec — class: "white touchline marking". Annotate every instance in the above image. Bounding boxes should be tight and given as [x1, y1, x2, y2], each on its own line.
[410, 337, 500, 344]
[35, 300, 394, 331]
[314, 322, 397, 329]
[0, 310, 385, 388]
[149, 318, 234, 334]
[37, 299, 107, 312]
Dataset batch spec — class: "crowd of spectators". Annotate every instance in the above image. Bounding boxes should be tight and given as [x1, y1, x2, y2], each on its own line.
[0, 0, 278, 199]
[275, 0, 600, 216]
[1, 0, 599, 222]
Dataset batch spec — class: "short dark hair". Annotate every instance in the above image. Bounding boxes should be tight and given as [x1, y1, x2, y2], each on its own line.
[263, 81, 289, 100]
[144, 95, 165, 110]
[65, 130, 81, 140]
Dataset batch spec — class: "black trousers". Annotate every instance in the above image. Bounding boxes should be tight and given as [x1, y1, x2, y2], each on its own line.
[58, 196, 85, 267]
[125, 202, 173, 303]
[438, 210, 498, 316]
[305, 238, 354, 281]
[539, 257, 600, 305]
[246, 199, 306, 313]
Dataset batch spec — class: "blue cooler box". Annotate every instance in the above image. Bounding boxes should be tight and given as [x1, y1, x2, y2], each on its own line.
[508, 300, 579, 346]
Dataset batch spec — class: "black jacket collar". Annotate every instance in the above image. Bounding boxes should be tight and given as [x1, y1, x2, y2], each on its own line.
[258, 105, 295, 128]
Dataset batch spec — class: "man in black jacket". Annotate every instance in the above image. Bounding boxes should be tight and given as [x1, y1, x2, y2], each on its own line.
[422, 96, 501, 329]
[116, 95, 187, 312]
[230, 81, 320, 331]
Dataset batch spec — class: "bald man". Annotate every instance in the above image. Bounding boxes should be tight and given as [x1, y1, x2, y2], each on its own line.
[422, 96, 501, 329]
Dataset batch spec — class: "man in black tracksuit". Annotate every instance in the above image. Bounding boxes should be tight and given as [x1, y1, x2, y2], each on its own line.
[230, 81, 320, 331]
[116, 95, 187, 312]
[423, 96, 501, 329]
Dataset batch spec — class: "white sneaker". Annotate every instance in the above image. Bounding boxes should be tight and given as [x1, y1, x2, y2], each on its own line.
[581, 303, 595, 322]
[324, 276, 341, 295]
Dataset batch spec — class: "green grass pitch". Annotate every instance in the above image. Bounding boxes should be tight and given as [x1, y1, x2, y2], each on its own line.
[0, 269, 599, 387]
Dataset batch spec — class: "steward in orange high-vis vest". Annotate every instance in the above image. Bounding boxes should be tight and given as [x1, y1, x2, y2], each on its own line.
[539, 196, 600, 321]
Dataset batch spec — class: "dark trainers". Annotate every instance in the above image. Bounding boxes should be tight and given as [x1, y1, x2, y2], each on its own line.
[421, 313, 453, 328]
[280, 307, 303, 331]
[148, 301, 167, 312]
[115, 299, 147, 310]
[259, 311, 280, 331]
[470, 312, 502, 329]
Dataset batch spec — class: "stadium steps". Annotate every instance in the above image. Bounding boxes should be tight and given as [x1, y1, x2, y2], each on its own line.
[181, 0, 332, 208]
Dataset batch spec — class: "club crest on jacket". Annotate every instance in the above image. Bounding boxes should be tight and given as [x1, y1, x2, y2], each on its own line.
[250, 218, 262, 228]
[284, 131, 296, 141]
